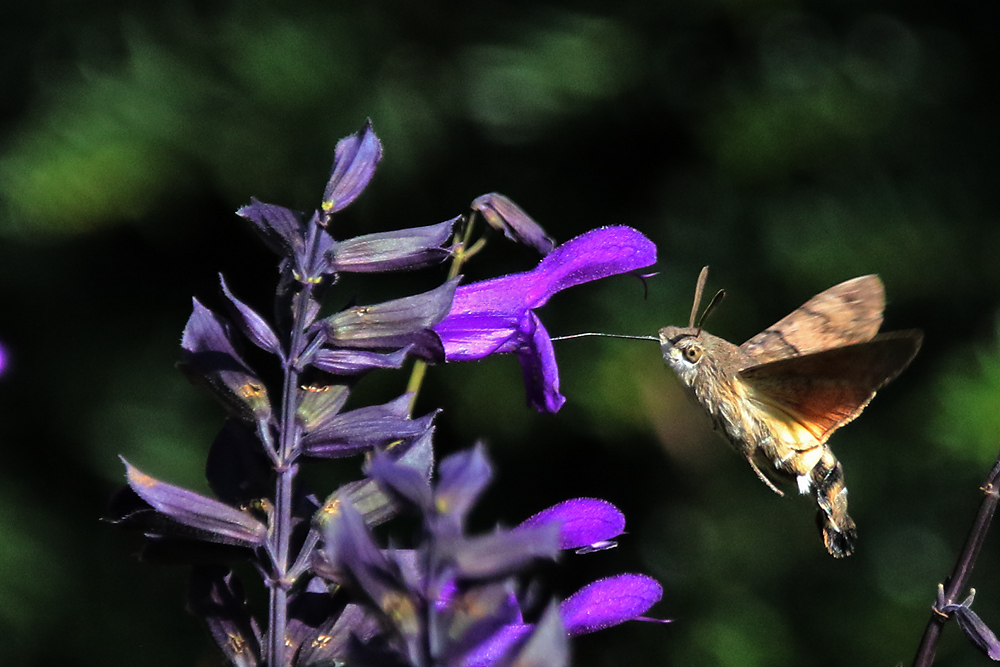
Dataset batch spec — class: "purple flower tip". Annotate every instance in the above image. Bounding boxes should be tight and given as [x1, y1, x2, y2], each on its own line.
[433, 226, 656, 412]
[0, 340, 8, 378]
[323, 121, 383, 214]
[560, 574, 663, 636]
[517, 498, 626, 551]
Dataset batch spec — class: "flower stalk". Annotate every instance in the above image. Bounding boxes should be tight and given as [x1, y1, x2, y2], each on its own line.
[912, 445, 1000, 666]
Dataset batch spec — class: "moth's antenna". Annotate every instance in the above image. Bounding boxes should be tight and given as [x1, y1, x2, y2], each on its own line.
[696, 289, 726, 331]
[550, 333, 658, 342]
[689, 266, 709, 328]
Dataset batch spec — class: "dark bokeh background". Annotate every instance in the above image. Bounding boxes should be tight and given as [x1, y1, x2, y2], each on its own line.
[3, 2, 1000, 665]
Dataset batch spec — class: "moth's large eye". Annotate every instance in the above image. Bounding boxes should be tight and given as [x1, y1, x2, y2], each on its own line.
[684, 346, 703, 363]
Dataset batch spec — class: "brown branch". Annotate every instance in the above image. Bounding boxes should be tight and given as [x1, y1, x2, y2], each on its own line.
[912, 445, 1000, 667]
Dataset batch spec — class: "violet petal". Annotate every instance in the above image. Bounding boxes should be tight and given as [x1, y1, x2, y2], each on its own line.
[323, 121, 382, 214]
[559, 574, 663, 637]
[942, 602, 1000, 659]
[445, 523, 560, 581]
[219, 275, 282, 356]
[436, 444, 493, 526]
[296, 384, 351, 432]
[301, 394, 437, 458]
[180, 298, 271, 422]
[517, 498, 625, 551]
[297, 603, 383, 667]
[471, 193, 555, 256]
[236, 198, 305, 259]
[323, 278, 459, 349]
[367, 450, 434, 513]
[500, 602, 568, 667]
[328, 218, 458, 273]
[310, 347, 412, 375]
[515, 312, 564, 412]
[123, 458, 267, 548]
[462, 624, 532, 667]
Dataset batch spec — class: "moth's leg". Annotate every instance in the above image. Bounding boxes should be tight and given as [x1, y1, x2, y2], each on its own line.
[746, 456, 784, 496]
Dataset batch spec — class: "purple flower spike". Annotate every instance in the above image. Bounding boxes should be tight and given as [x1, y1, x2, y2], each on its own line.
[323, 120, 382, 214]
[0, 339, 8, 378]
[518, 498, 626, 551]
[434, 226, 656, 412]
[560, 574, 663, 636]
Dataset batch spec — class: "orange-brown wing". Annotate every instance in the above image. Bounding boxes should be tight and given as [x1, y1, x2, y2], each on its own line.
[738, 332, 922, 442]
[740, 275, 886, 365]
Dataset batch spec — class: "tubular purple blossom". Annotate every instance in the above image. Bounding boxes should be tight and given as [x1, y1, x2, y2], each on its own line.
[433, 226, 657, 412]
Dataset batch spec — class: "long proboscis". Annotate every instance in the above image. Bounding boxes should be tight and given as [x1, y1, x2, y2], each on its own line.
[550, 333, 659, 342]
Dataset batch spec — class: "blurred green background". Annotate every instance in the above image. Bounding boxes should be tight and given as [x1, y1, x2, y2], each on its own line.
[2, 1, 999, 665]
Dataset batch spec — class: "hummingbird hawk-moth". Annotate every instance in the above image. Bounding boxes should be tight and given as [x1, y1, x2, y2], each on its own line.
[659, 268, 922, 557]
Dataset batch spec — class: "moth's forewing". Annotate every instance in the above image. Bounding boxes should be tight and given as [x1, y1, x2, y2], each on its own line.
[738, 331, 923, 442]
[739, 275, 886, 365]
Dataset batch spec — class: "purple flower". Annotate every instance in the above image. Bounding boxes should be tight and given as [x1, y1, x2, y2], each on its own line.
[0, 339, 8, 378]
[463, 574, 664, 667]
[433, 226, 656, 412]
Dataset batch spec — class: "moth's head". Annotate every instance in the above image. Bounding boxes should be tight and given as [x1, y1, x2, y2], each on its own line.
[658, 326, 707, 386]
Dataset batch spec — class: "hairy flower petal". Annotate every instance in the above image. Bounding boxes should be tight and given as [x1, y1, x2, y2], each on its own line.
[518, 498, 626, 551]
[560, 574, 663, 636]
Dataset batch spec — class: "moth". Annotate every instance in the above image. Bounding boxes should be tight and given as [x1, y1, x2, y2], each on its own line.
[658, 268, 921, 557]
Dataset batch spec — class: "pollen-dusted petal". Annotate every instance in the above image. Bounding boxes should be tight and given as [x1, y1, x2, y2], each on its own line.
[471, 193, 555, 256]
[323, 121, 382, 213]
[122, 458, 267, 548]
[188, 566, 262, 667]
[310, 347, 412, 375]
[323, 278, 459, 352]
[322, 423, 436, 529]
[328, 218, 458, 273]
[517, 498, 625, 551]
[219, 275, 282, 356]
[559, 574, 663, 636]
[436, 444, 493, 525]
[180, 298, 272, 423]
[296, 384, 351, 432]
[296, 603, 382, 667]
[236, 198, 305, 259]
[301, 393, 437, 458]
